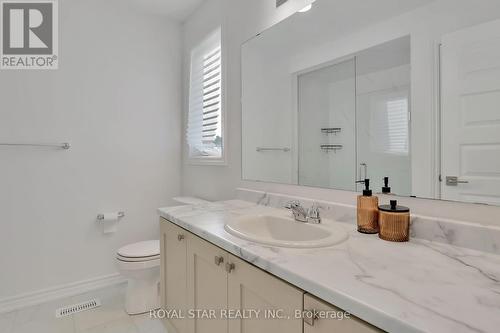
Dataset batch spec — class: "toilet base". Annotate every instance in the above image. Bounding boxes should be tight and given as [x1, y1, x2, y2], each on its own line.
[125, 277, 160, 315]
[118, 261, 161, 315]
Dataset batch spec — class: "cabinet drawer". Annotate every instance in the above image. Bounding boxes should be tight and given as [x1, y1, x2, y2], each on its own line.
[304, 294, 383, 333]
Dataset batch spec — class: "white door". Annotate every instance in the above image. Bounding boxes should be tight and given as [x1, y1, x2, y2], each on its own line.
[441, 19, 500, 204]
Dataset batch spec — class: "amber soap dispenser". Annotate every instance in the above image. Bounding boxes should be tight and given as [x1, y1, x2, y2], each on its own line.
[379, 200, 410, 242]
[356, 179, 379, 234]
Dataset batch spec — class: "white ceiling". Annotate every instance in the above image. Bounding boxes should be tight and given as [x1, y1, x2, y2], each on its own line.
[129, 0, 205, 21]
[247, 0, 435, 57]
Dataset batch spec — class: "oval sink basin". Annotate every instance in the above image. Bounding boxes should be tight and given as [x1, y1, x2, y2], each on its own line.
[224, 215, 348, 248]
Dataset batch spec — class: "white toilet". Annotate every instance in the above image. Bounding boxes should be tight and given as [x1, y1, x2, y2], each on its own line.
[116, 197, 209, 315]
[116, 240, 160, 315]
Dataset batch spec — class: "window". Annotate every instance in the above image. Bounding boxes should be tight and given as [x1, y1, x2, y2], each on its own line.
[370, 95, 409, 156]
[385, 98, 409, 154]
[186, 28, 224, 162]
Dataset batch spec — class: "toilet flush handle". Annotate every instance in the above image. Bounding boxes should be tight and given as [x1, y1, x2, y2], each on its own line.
[177, 234, 185, 241]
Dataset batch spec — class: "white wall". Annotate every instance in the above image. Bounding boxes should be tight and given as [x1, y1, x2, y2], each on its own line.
[181, 0, 500, 225]
[0, 0, 181, 300]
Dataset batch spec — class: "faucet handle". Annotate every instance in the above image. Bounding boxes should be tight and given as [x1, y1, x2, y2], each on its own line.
[284, 200, 301, 209]
[307, 203, 322, 223]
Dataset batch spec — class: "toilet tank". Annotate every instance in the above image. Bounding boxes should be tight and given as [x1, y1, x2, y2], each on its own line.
[172, 196, 210, 206]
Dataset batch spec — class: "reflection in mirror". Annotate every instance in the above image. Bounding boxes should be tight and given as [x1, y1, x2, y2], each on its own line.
[243, 34, 411, 194]
[440, 23, 500, 205]
[298, 59, 356, 191]
[297, 38, 412, 194]
[242, 0, 500, 206]
[355, 38, 411, 196]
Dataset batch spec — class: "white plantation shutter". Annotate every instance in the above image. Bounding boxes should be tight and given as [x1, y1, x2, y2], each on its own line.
[370, 95, 409, 155]
[386, 98, 409, 154]
[187, 29, 223, 159]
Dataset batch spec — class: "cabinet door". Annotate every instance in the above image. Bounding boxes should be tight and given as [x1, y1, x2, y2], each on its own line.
[187, 235, 228, 333]
[304, 294, 383, 333]
[160, 219, 188, 333]
[227, 254, 303, 333]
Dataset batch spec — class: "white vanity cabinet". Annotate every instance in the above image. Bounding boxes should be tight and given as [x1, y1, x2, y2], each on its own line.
[303, 294, 383, 333]
[161, 218, 383, 333]
[186, 229, 229, 333]
[185, 230, 303, 333]
[160, 220, 188, 333]
[227, 254, 303, 333]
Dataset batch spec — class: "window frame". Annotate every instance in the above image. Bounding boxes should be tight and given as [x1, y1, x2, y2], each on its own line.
[185, 26, 227, 166]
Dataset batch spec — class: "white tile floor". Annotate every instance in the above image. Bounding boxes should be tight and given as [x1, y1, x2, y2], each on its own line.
[0, 284, 168, 333]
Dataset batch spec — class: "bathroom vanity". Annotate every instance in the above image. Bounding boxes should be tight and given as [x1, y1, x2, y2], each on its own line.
[158, 196, 500, 333]
[158, 2, 500, 333]
[160, 215, 381, 333]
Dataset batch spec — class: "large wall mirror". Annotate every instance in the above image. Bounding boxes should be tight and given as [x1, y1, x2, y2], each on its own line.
[241, 0, 500, 206]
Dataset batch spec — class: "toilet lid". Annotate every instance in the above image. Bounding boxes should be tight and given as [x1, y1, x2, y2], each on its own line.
[117, 240, 159, 258]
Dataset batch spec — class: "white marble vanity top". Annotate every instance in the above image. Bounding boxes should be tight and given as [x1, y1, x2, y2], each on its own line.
[158, 200, 500, 333]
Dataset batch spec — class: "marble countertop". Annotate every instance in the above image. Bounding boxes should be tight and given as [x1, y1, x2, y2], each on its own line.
[158, 200, 500, 333]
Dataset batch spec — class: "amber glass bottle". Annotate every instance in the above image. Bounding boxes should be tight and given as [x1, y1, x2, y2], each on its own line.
[356, 179, 379, 234]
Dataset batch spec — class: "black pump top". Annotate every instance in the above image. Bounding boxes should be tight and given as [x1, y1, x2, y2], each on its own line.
[379, 200, 410, 213]
[382, 177, 391, 194]
[356, 179, 372, 196]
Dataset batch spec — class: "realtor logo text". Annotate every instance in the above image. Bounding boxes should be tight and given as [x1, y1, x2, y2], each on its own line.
[1, 0, 58, 69]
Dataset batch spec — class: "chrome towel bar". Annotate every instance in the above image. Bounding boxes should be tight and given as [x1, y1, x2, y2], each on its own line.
[0, 142, 71, 150]
[321, 127, 342, 134]
[320, 144, 343, 151]
[256, 147, 290, 152]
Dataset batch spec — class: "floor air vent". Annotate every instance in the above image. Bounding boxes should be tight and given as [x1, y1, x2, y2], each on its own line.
[55, 298, 101, 318]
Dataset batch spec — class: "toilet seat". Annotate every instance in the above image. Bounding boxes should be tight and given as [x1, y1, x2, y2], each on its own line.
[117, 254, 160, 262]
[117, 240, 159, 257]
[117, 240, 160, 264]
[117, 257, 160, 270]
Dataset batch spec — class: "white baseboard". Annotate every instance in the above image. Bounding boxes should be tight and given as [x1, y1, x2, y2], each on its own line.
[0, 273, 127, 314]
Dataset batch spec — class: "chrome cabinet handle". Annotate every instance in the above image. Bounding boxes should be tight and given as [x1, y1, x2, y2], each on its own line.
[303, 309, 319, 326]
[214, 256, 224, 266]
[177, 234, 185, 241]
[446, 176, 469, 186]
[225, 262, 235, 273]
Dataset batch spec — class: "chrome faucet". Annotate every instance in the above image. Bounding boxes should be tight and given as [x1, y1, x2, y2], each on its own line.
[284, 201, 322, 224]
